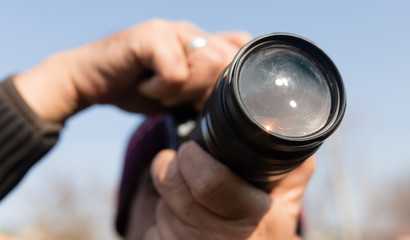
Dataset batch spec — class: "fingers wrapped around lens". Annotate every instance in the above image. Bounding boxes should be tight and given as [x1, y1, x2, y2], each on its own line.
[135, 20, 205, 106]
[150, 142, 272, 239]
[178, 31, 252, 110]
[136, 20, 251, 109]
[270, 155, 316, 217]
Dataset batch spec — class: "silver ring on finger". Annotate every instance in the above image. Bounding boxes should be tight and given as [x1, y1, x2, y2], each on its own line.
[186, 37, 208, 53]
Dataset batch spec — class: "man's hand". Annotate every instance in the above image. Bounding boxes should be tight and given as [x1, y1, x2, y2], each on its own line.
[126, 141, 315, 240]
[13, 19, 250, 123]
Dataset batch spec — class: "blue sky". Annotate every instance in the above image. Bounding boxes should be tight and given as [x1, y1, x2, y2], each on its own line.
[1, 0, 410, 236]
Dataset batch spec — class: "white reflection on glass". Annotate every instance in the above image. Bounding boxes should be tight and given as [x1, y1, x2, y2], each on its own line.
[289, 100, 297, 108]
[275, 77, 289, 87]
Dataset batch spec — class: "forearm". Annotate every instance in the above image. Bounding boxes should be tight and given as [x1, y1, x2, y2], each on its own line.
[0, 77, 62, 200]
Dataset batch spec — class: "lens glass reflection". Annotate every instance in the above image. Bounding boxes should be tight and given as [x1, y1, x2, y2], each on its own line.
[238, 47, 331, 137]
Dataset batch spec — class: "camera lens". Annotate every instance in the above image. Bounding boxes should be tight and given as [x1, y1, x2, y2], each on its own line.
[188, 33, 346, 191]
[238, 47, 332, 137]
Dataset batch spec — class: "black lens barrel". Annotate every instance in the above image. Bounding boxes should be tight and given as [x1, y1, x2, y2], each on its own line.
[190, 33, 346, 191]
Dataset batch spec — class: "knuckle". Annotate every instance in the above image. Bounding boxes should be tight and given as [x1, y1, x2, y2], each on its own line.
[191, 174, 225, 202]
[161, 73, 186, 85]
[175, 20, 197, 30]
[146, 18, 167, 28]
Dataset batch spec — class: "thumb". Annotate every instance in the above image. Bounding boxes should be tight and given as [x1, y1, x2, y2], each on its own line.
[177, 141, 271, 219]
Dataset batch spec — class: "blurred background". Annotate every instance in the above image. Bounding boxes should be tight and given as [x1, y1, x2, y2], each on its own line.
[1, 1, 409, 239]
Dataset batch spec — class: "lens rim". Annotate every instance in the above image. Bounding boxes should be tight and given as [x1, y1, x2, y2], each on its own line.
[227, 33, 346, 144]
[198, 33, 346, 186]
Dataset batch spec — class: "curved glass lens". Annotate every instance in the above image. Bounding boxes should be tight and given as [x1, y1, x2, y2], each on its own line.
[238, 47, 331, 137]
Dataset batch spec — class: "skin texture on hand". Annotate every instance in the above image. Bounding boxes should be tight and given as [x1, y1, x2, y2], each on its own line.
[13, 19, 250, 124]
[126, 141, 315, 240]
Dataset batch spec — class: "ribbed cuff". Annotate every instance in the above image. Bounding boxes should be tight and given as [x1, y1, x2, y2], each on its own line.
[0, 76, 62, 200]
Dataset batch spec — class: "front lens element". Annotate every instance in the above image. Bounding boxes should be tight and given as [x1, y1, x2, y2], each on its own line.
[238, 47, 331, 137]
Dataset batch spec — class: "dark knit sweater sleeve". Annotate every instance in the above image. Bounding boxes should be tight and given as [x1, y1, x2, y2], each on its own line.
[0, 77, 62, 200]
